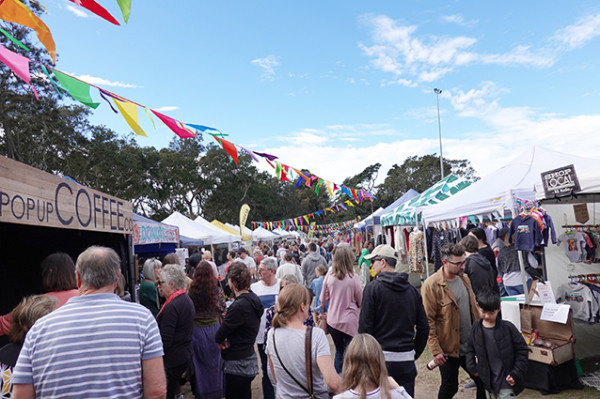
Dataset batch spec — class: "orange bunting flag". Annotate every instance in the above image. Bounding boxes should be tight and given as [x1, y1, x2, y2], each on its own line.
[213, 135, 238, 164]
[113, 98, 147, 137]
[0, 43, 38, 99]
[0, 0, 56, 63]
[151, 110, 196, 139]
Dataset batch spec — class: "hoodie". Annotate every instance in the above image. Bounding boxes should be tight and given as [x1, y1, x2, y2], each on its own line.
[215, 291, 263, 360]
[358, 272, 429, 357]
[301, 251, 327, 287]
[465, 253, 499, 297]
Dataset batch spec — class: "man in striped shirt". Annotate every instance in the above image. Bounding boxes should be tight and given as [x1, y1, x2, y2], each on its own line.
[12, 246, 166, 399]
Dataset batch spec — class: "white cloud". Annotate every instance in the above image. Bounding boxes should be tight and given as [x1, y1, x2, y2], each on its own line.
[358, 14, 556, 83]
[75, 74, 141, 88]
[553, 13, 600, 49]
[251, 55, 281, 82]
[153, 106, 179, 112]
[286, 129, 329, 145]
[66, 4, 88, 18]
[440, 14, 478, 27]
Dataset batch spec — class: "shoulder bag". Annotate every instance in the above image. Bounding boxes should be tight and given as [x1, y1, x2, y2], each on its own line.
[273, 326, 316, 399]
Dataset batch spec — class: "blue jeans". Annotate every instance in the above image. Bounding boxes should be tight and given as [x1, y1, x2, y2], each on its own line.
[328, 324, 353, 373]
[505, 279, 532, 296]
[386, 360, 417, 398]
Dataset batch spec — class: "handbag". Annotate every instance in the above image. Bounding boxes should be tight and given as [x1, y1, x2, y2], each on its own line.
[273, 327, 316, 399]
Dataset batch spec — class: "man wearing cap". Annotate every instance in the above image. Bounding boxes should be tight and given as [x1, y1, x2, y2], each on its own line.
[235, 247, 257, 279]
[358, 244, 429, 398]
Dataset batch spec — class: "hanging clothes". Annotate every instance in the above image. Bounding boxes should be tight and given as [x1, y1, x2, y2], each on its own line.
[509, 214, 542, 251]
[408, 228, 426, 274]
[557, 231, 587, 263]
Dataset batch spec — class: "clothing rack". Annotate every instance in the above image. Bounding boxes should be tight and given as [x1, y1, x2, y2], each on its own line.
[562, 224, 600, 229]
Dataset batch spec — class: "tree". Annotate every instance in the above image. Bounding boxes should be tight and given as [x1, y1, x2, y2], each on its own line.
[375, 155, 478, 208]
[0, 11, 91, 171]
[330, 163, 381, 223]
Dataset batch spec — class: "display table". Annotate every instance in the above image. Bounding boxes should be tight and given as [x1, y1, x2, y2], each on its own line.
[524, 359, 583, 395]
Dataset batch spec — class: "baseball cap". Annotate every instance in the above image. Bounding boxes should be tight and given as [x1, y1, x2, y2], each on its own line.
[364, 244, 397, 260]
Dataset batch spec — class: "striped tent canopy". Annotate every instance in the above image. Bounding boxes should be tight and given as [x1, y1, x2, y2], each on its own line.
[380, 174, 472, 226]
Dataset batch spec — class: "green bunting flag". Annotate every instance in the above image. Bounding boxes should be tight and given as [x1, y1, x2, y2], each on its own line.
[52, 70, 99, 109]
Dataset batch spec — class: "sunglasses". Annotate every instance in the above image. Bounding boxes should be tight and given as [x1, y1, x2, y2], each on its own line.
[156, 280, 165, 286]
[446, 260, 466, 267]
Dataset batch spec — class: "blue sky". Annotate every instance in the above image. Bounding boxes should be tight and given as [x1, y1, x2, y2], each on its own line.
[32, 0, 600, 186]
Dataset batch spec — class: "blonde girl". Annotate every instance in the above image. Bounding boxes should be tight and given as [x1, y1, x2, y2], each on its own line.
[334, 334, 412, 399]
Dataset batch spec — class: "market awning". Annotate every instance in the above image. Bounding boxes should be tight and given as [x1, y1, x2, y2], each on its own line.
[380, 175, 472, 226]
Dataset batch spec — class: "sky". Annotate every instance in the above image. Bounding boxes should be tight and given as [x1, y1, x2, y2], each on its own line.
[23, 0, 600, 190]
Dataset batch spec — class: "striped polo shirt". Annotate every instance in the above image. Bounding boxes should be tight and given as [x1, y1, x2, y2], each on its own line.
[12, 293, 164, 398]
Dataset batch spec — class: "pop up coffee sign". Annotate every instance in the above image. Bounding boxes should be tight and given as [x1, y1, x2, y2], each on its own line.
[0, 156, 133, 234]
[541, 164, 581, 198]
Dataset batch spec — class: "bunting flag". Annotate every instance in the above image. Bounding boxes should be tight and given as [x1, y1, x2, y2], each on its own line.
[151, 110, 196, 138]
[344, 200, 354, 207]
[113, 98, 148, 137]
[67, 0, 120, 25]
[186, 123, 225, 138]
[0, 0, 56, 63]
[52, 70, 99, 108]
[0, 26, 30, 51]
[0, 43, 38, 99]
[213, 135, 238, 164]
[115, 0, 131, 23]
[237, 146, 259, 162]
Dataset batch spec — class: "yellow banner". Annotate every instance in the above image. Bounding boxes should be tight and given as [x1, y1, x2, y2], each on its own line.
[239, 204, 250, 237]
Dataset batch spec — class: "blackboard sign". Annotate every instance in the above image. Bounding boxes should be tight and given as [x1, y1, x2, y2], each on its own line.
[540, 164, 581, 198]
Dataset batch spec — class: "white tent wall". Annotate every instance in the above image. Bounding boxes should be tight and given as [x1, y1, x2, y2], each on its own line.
[540, 195, 600, 360]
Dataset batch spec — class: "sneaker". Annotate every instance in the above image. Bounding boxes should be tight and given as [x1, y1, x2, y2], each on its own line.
[464, 380, 477, 390]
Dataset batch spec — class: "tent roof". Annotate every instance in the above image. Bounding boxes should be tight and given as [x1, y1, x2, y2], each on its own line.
[226, 223, 253, 238]
[211, 220, 251, 240]
[252, 226, 279, 241]
[381, 175, 472, 226]
[194, 216, 240, 244]
[354, 207, 385, 230]
[162, 212, 236, 245]
[422, 146, 599, 224]
[380, 189, 421, 215]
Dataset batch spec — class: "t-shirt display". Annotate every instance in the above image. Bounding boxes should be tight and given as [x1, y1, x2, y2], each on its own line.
[557, 232, 587, 263]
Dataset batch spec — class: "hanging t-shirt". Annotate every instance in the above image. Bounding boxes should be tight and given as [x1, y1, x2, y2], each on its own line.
[556, 282, 598, 322]
[509, 215, 542, 251]
[557, 232, 587, 263]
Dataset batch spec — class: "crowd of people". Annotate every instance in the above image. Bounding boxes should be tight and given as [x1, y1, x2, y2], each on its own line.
[0, 230, 530, 399]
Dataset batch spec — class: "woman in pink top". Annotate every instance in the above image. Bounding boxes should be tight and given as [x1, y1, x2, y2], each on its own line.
[0, 252, 79, 335]
[320, 244, 363, 373]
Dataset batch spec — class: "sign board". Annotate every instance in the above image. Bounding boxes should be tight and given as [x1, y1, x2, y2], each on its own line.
[0, 156, 133, 234]
[132, 221, 179, 245]
[573, 204, 590, 224]
[540, 164, 581, 198]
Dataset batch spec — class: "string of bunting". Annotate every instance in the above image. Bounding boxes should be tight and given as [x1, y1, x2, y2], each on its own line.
[0, 41, 374, 202]
[252, 199, 364, 231]
[253, 217, 361, 233]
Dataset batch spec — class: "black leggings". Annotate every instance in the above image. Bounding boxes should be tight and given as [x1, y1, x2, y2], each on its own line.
[225, 373, 254, 399]
[165, 362, 188, 399]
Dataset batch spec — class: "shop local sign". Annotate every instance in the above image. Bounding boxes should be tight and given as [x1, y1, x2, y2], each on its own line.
[0, 156, 133, 234]
[133, 221, 179, 245]
[541, 164, 581, 198]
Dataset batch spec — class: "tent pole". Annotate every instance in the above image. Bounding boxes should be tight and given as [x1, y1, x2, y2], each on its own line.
[421, 218, 430, 279]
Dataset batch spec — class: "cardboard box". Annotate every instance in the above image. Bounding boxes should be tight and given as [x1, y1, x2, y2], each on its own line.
[520, 304, 574, 366]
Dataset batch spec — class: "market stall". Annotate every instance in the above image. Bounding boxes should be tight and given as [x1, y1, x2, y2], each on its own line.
[0, 156, 135, 320]
[132, 213, 180, 257]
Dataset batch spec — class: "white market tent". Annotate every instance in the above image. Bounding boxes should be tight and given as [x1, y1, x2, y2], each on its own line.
[161, 212, 238, 245]
[422, 147, 599, 225]
[354, 207, 385, 230]
[252, 226, 279, 241]
[272, 228, 295, 238]
[194, 215, 241, 244]
[226, 223, 253, 238]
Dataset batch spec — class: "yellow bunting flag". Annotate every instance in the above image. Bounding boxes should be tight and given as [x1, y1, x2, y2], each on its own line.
[113, 99, 147, 137]
[0, 0, 56, 63]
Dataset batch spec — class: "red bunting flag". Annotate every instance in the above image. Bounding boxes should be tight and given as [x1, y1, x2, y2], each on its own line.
[213, 136, 238, 164]
[151, 110, 196, 139]
[68, 0, 121, 25]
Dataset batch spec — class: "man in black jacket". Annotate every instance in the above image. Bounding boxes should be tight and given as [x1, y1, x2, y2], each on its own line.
[358, 244, 429, 398]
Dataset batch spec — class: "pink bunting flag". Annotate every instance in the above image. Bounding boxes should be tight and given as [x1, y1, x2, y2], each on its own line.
[151, 110, 196, 138]
[0, 43, 38, 99]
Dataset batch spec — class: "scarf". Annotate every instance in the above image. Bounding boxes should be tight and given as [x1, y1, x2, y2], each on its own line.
[158, 288, 187, 316]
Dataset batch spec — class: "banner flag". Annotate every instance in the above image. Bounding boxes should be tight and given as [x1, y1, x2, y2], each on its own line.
[113, 98, 148, 137]
[0, 44, 38, 99]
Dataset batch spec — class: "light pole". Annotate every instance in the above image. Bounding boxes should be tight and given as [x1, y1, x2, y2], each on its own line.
[434, 88, 444, 179]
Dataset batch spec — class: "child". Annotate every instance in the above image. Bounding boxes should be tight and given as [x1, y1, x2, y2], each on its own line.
[334, 334, 412, 399]
[311, 265, 328, 310]
[466, 288, 529, 398]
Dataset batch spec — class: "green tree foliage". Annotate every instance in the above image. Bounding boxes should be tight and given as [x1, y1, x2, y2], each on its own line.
[330, 163, 381, 223]
[375, 154, 478, 208]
